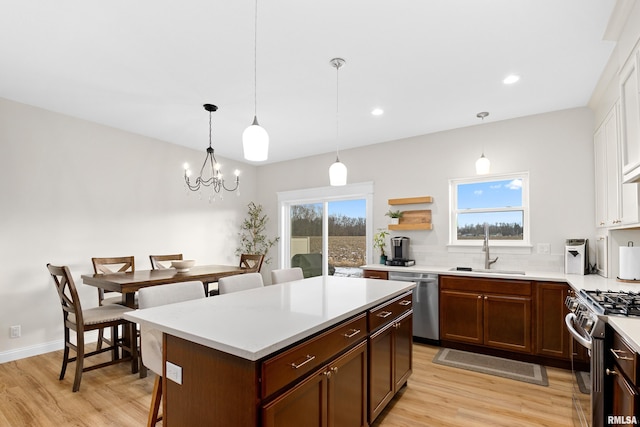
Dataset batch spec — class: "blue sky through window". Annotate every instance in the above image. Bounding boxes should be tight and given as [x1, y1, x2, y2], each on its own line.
[328, 199, 366, 218]
[457, 179, 523, 227]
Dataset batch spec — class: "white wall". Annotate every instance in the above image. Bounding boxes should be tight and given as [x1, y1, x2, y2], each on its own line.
[0, 100, 597, 362]
[0, 98, 258, 361]
[256, 107, 596, 274]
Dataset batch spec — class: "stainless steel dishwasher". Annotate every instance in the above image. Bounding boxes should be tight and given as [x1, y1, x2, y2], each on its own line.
[388, 271, 439, 343]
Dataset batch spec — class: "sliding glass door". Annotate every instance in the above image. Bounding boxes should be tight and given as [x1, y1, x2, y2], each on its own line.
[278, 183, 373, 278]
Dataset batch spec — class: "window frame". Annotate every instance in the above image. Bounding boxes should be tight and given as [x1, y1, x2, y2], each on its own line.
[277, 182, 374, 271]
[449, 172, 530, 248]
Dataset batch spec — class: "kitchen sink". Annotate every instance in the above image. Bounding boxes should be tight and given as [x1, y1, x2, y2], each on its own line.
[449, 267, 526, 275]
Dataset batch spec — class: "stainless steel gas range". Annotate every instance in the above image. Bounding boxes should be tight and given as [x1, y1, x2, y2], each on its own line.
[565, 289, 640, 427]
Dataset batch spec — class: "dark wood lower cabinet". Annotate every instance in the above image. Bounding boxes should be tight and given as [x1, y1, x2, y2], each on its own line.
[440, 277, 532, 354]
[535, 282, 570, 359]
[262, 341, 368, 427]
[369, 310, 413, 423]
[609, 371, 639, 424]
[606, 326, 640, 425]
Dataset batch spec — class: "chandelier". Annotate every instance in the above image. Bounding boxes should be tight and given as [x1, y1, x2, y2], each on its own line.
[183, 104, 240, 201]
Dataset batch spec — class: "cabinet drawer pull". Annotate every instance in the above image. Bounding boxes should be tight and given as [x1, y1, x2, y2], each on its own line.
[376, 311, 393, 318]
[291, 354, 316, 369]
[343, 329, 361, 338]
[611, 348, 634, 361]
[398, 300, 411, 306]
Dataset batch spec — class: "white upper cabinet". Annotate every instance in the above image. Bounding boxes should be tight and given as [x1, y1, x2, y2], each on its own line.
[620, 48, 640, 183]
[594, 104, 640, 228]
[594, 105, 621, 227]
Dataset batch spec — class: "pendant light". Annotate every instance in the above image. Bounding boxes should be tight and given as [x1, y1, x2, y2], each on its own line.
[475, 111, 491, 175]
[329, 57, 347, 186]
[242, 0, 269, 161]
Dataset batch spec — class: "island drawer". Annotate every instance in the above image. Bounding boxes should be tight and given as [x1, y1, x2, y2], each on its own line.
[261, 313, 367, 398]
[368, 291, 413, 332]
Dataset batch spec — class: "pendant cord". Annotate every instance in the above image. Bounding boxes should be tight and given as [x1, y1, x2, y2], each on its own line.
[209, 110, 213, 148]
[253, 0, 258, 117]
[335, 62, 340, 159]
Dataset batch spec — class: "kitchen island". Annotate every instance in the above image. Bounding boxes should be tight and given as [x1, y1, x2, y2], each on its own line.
[125, 276, 415, 426]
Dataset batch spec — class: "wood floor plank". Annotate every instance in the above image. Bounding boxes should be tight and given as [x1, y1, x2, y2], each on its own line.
[0, 343, 573, 426]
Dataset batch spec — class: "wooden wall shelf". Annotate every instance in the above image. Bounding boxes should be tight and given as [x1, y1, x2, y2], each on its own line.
[389, 223, 433, 231]
[388, 196, 433, 205]
[387, 196, 433, 231]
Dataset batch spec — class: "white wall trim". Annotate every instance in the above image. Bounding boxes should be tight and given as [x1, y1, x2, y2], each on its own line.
[0, 339, 64, 364]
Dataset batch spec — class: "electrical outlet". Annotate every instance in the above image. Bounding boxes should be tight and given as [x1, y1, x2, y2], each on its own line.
[10, 325, 21, 338]
[166, 361, 182, 385]
[537, 243, 550, 254]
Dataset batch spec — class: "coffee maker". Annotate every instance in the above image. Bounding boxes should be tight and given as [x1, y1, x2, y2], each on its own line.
[386, 236, 415, 266]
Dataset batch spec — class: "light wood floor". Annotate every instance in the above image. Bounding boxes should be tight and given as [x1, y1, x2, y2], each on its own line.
[0, 343, 574, 426]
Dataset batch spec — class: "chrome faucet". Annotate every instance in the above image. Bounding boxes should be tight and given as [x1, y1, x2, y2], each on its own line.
[483, 223, 498, 269]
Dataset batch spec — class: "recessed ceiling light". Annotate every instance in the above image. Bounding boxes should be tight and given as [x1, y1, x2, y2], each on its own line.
[503, 75, 520, 85]
[371, 108, 384, 116]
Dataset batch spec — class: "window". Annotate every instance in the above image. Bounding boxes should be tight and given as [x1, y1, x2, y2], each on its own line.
[449, 172, 530, 246]
[278, 182, 374, 277]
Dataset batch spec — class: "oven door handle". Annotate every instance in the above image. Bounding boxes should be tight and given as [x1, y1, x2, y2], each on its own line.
[565, 313, 592, 350]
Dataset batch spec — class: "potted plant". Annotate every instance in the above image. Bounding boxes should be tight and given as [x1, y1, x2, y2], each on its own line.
[236, 202, 279, 265]
[373, 229, 390, 264]
[385, 209, 403, 225]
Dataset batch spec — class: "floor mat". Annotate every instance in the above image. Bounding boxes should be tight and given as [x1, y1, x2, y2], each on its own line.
[433, 348, 549, 386]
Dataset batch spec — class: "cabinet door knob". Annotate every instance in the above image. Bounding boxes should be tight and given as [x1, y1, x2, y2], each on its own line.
[606, 368, 618, 376]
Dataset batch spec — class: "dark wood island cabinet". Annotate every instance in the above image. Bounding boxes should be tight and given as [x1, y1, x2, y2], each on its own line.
[125, 277, 415, 427]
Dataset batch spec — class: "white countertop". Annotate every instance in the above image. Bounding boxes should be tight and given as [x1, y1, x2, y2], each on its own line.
[124, 276, 415, 361]
[364, 263, 640, 352]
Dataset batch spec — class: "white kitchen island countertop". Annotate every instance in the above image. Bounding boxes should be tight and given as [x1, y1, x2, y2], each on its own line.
[124, 276, 415, 361]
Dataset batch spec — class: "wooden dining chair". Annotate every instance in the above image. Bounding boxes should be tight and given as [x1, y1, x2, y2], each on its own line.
[92, 256, 135, 350]
[138, 281, 206, 427]
[239, 254, 265, 273]
[271, 267, 304, 284]
[47, 264, 138, 392]
[218, 272, 264, 295]
[149, 253, 183, 270]
[208, 254, 265, 296]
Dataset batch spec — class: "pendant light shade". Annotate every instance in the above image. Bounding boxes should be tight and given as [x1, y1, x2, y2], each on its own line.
[243, 0, 269, 161]
[475, 111, 490, 175]
[475, 153, 491, 175]
[243, 116, 269, 161]
[329, 57, 347, 186]
[329, 157, 348, 186]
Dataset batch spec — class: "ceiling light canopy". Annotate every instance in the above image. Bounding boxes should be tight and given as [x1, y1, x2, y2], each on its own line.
[329, 58, 347, 186]
[503, 74, 520, 85]
[184, 104, 240, 202]
[242, 0, 269, 162]
[371, 108, 384, 116]
[475, 111, 491, 175]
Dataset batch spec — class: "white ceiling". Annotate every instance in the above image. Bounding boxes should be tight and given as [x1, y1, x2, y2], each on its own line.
[0, 0, 617, 165]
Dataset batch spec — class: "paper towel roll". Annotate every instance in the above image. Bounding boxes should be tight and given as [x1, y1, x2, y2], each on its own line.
[619, 246, 640, 280]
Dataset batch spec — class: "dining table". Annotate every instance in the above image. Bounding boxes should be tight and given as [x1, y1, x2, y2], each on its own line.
[81, 264, 248, 307]
[81, 264, 248, 374]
